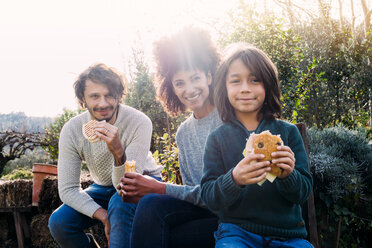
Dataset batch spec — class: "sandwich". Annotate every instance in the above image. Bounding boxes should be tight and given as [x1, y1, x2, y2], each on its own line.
[82, 120, 100, 143]
[125, 160, 136, 173]
[244, 130, 283, 185]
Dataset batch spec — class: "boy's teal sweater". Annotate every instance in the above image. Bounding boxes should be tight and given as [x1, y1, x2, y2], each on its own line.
[200, 118, 313, 239]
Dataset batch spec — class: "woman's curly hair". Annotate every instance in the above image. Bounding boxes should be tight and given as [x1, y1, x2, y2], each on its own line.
[153, 27, 220, 116]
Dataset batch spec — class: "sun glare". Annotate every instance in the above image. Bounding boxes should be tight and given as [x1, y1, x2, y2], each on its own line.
[0, 0, 364, 117]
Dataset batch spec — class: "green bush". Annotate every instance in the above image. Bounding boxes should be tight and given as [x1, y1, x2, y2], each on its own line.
[308, 126, 372, 248]
[2, 148, 51, 175]
[2, 168, 33, 180]
[42, 108, 82, 163]
[152, 133, 182, 185]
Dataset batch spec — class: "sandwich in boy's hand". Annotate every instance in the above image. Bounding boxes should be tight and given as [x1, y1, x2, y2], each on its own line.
[243, 130, 283, 185]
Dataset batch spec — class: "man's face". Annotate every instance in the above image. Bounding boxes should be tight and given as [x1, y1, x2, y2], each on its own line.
[82, 80, 119, 124]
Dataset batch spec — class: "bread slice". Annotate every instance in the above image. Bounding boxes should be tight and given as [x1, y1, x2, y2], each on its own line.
[82, 120, 100, 143]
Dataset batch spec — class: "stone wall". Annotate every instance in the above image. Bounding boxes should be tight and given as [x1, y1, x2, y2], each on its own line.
[0, 174, 108, 248]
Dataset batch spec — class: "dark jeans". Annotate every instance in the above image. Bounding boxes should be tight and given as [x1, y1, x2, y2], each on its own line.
[215, 223, 313, 248]
[130, 193, 218, 248]
[48, 183, 136, 248]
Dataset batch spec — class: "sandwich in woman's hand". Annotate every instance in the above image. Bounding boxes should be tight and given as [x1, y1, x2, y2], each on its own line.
[125, 160, 136, 173]
[244, 130, 283, 185]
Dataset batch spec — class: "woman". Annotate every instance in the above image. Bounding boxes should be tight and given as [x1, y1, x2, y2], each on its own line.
[118, 27, 222, 247]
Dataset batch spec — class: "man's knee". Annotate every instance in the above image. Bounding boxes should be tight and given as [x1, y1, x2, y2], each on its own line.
[48, 210, 64, 236]
[108, 192, 137, 217]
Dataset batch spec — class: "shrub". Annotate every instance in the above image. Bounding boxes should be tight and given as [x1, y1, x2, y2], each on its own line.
[152, 133, 182, 185]
[42, 109, 82, 163]
[2, 168, 33, 180]
[308, 126, 372, 248]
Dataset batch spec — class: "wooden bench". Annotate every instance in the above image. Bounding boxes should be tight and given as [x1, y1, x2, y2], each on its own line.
[296, 122, 320, 248]
[0, 206, 32, 248]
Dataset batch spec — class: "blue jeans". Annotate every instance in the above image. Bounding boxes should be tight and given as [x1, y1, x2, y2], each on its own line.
[130, 194, 218, 248]
[215, 223, 313, 248]
[48, 183, 136, 248]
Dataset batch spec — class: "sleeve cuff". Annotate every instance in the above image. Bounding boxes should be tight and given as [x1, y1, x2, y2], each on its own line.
[276, 169, 299, 190]
[165, 183, 182, 197]
[85, 204, 102, 218]
[112, 164, 125, 191]
[221, 168, 244, 197]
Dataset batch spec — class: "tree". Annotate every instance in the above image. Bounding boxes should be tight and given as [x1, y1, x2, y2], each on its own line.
[217, 0, 371, 128]
[271, 0, 372, 127]
[125, 45, 185, 139]
[125, 46, 169, 136]
[42, 108, 82, 163]
[0, 131, 48, 175]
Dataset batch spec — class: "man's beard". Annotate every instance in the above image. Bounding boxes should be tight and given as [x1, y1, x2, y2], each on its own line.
[87, 104, 119, 123]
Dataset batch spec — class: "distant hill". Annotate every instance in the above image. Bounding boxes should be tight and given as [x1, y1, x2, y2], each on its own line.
[0, 112, 54, 133]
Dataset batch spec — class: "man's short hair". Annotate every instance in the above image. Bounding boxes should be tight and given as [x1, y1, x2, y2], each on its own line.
[74, 63, 127, 108]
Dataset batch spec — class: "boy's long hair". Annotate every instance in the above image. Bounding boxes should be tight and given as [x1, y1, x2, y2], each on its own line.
[74, 63, 127, 108]
[214, 44, 281, 122]
[153, 27, 220, 116]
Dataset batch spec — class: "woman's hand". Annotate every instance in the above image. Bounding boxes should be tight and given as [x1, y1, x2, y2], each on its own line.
[232, 154, 271, 186]
[271, 145, 296, 179]
[116, 173, 166, 203]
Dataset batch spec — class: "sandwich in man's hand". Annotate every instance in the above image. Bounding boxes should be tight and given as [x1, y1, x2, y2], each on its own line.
[82, 120, 101, 143]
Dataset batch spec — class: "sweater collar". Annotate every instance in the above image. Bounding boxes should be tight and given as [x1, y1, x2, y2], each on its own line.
[190, 108, 218, 126]
[230, 117, 271, 136]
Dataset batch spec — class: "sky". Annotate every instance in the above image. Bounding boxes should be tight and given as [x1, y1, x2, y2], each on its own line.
[0, 0, 364, 118]
[0, 0, 236, 117]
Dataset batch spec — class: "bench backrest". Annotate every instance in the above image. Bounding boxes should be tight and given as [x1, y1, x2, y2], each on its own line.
[295, 123, 320, 248]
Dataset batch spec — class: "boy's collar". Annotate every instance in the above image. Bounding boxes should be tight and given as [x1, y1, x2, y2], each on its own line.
[230, 117, 268, 135]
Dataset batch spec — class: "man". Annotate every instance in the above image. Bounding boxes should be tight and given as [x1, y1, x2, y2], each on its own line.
[48, 63, 162, 248]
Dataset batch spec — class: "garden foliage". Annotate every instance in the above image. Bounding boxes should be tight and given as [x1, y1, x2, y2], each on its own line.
[42, 108, 83, 163]
[308, 126, 372, 248]
[217, 0, 372, 129]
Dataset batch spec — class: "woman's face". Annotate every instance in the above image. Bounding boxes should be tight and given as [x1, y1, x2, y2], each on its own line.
[225, 58, 266, 120]
[171, 68, 212, 114]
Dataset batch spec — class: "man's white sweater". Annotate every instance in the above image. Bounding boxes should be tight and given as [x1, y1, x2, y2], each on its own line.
[57, 104, 162, 217]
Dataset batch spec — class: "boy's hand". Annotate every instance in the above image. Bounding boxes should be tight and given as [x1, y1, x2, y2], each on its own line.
[232, 154, 271, 186]
[271, 145, 295, 179]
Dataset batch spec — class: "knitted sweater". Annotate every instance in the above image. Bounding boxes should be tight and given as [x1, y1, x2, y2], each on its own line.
[57, 104, 162, 217]
[201, 118, 313, 239]
[166, 108, 222, 207]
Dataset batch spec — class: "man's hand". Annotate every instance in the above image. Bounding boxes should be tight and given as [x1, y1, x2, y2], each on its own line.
[116, 173, 165, 203]
[271, 145, 296, 179]
[232, 154, 271, 186]
[94, 122, 125, 166]
[92, 208, 110, 244]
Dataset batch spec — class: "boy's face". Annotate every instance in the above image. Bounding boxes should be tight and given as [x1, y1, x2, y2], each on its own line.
[82, 80, 119, 124]
[226, 59, 265, 120]
[171, 68, 212, 115]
